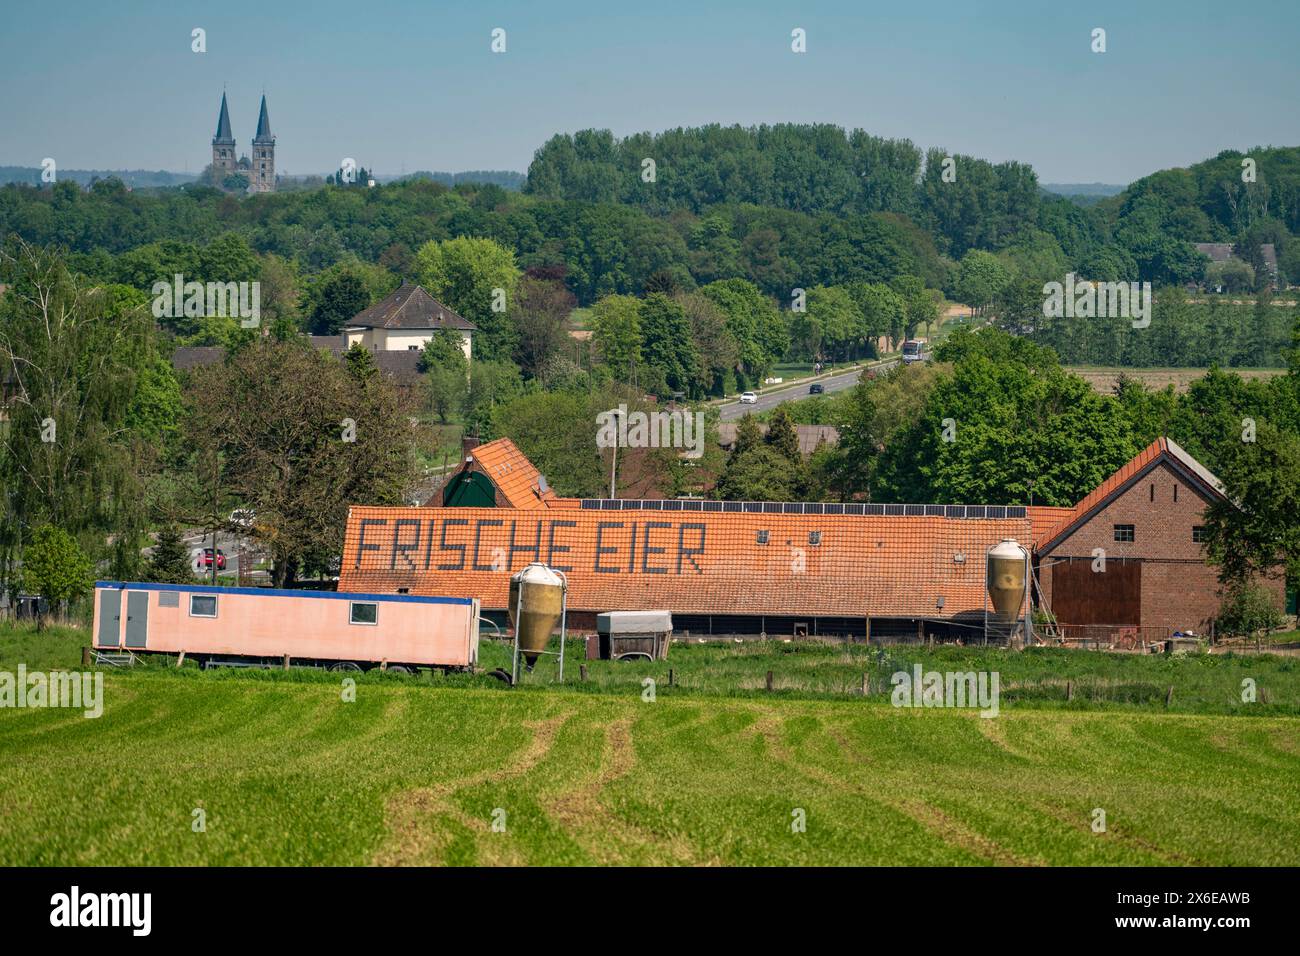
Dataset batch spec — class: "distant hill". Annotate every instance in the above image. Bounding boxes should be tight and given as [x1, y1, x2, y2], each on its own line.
[387, 170, 526, 190]
[1042, 183, 1127, 198]
[0, 166, 198, 188]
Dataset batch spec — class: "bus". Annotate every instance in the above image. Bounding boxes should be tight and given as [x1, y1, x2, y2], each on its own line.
[901, 339, 928, 363]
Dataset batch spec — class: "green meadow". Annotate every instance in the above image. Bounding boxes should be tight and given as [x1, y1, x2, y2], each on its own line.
[1, 624, 1297, 866]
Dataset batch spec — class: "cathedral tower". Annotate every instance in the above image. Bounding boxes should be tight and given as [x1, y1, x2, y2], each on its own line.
[211, 92, 236, 176]
[249, 95, 276, 193]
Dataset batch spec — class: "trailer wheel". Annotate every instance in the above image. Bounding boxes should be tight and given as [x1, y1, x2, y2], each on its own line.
[328, 661, 362, 672]
[486, 668, 513, 686]
[386, 664, 412, 675]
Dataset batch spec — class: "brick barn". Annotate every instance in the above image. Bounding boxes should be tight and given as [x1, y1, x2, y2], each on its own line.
[1033, 437, 1284, 640]
[337, 437, 1288, 642]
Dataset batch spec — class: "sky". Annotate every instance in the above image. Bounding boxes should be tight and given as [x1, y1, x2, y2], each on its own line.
[1, 0, 1296, 184]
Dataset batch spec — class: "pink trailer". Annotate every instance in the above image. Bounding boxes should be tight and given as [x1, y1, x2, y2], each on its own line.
[93, 581, 480, 672]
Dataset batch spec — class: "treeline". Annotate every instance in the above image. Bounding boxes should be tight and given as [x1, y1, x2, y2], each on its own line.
[769, 324, 1300, 513]
[0, 177, 951, 305]
[1024, 292, 1297, 368]
[524, 125, 1042, 258]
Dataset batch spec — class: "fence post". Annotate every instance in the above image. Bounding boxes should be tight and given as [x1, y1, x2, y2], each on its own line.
[861, 672, 869, 697]
[81, 646, 92, 668]
[1066, 680, 1074, 702]
[283, 653, 290, 671]
[668, 668, 674, 687]
[1165, 685, 1174, 708]
[579, 664, 587, 682]
[766, 670, 774, 692]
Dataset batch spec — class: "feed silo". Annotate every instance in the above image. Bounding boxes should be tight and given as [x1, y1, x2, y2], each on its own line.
[985, 539, 1030, 645]
[507, 563, 568, 682]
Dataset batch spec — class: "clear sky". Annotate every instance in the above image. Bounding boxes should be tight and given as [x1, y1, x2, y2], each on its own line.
[1, 0, 1296, 184]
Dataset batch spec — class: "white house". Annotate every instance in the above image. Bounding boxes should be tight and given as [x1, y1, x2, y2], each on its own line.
[342, 280, 475, 359]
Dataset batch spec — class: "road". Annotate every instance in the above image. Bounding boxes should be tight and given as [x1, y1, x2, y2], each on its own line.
[717, 359, 899, 421]
[181, 529, 263, 581]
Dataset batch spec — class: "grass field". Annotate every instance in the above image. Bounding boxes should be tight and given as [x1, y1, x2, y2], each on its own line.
[2, 624, 1298, 866]
[1066, 366, 1285, 395]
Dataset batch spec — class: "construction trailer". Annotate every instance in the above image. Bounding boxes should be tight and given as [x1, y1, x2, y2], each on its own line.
[92, 581, 480, 672]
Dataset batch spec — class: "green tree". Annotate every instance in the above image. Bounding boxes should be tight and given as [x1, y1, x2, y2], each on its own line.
[638, 293, 698, 396]
[955, 250, 1010, 314]
[19, 525, 93, 627]
[733, 413, 763, 456]
[147, 525, 196, 585]
[309, 271, 370, 335]
[420, 328, 470, 374]
[591, 294, 643, 381]
[183, 339, 414, 587]
[0, 243, 153, 586]
[1202, 421, 1300, 586]
[1216, 581, 1284, 642]
[766, 405, 801, 462]
[715, 445, 802, 501]
[415, 236, 521, 362]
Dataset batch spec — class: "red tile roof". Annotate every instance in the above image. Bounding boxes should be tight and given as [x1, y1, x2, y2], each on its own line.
[1036, 438, 1226, 552]
[1027, 506, 1077, 547]
[339, 505, 1031, 620]
[456, 438, 555, 510]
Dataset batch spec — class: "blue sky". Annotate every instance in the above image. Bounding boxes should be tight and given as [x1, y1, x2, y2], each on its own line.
[1, 0, 1296, 183]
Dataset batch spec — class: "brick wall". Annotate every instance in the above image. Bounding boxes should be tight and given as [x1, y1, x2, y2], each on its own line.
[1038, 460, 1285, 633]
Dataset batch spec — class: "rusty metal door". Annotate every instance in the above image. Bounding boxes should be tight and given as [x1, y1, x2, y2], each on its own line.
[1051, 558, 1141, 626]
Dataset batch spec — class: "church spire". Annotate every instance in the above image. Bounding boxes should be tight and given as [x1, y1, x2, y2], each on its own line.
[253, 95, 274, 144]
[213, 92, 235, 145]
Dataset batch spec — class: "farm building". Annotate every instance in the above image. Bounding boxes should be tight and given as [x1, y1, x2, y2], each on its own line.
[338, 437, 1288, 642]
[1032, 437, 1285, 640]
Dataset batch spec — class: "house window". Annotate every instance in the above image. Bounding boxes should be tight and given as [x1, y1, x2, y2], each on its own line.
[1173, 485, 1179, 503]
[1192, 526, 1206, 542]
[350, 602, 378, 625]
[1113, 524, 1135, 542]
[1149, 484, 1154, 502]
[756, 530, 770, 545]
[189, 594, 218, 618]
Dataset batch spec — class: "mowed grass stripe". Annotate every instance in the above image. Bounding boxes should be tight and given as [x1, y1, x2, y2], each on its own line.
[1, 673, 1298, 865]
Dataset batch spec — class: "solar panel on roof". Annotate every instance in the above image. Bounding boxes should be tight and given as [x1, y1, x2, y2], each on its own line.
[570, 498, 1034, 518]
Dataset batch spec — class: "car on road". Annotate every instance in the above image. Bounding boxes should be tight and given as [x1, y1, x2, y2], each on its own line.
[739, 391, 758, 404]
[200, 548, 226, 571]
[808, 382, 824, 395]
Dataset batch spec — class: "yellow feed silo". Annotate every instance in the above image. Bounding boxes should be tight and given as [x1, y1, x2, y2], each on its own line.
[986, 539, 1028, 621]
[508, 563, 566, 670]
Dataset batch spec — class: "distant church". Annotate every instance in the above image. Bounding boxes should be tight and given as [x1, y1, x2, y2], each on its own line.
[210, 92, 276, 193]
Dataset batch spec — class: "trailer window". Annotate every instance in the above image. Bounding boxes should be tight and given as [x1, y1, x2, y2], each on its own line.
[350, 602, 378, 625]
[189, 594, 218, 618]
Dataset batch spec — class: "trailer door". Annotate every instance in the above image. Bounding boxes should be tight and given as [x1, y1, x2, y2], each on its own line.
[124, 591, 149, 648]
[97, 589, 122, 647]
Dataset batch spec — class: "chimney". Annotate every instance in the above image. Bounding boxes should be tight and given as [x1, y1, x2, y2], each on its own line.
[461, 435, 480, 460]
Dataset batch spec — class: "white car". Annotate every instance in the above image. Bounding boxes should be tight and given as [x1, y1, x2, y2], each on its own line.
[739, 391, 758, 404]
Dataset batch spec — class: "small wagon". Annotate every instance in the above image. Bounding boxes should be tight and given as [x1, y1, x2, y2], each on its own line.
[596, 610, 672, 662]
